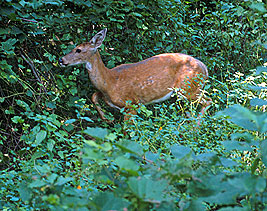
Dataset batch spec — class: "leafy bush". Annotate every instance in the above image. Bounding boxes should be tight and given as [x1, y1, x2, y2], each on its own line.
[1, 0, 267, 210]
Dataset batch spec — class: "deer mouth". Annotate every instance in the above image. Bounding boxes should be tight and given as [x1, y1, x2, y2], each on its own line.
[59, 58, 68, 67]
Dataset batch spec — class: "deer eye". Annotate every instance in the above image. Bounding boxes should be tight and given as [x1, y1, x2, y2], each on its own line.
[76, 49, 81, 53]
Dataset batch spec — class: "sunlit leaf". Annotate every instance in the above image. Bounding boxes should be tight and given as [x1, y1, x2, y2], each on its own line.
[64, 119, 76, 124]
[261, 140, 267, 167]
[19, 183, 31, 202]
[55, 176, 73, 186]
[171, 144, 192, 159]
[47, 139, 55, 152]
[218, 105, 257, 131]
[256, 66, 267, 75]
[128, 177, 168, 202]
[250, 2, 267, 12]
[93, 192, 130, 210]
[116, 140, 143, 155]
[35, 130, 47, 145]
[114, 156, 139, 172]
[29, 180, 46, 188]
[250, 98, 267, 107]
[83, 127, 108, 140]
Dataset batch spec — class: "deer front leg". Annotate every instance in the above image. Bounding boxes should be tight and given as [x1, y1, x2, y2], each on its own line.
[91, 92, 112, 122]
[199, 96, 212, 116]
[124, 109, 137, 122]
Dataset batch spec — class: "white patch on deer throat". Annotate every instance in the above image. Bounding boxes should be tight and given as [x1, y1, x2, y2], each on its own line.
[86, 62, 92, 71]
[149, 91, 173, 104]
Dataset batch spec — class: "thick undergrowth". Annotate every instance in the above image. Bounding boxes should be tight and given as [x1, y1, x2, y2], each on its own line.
[1, 0, 267, 210]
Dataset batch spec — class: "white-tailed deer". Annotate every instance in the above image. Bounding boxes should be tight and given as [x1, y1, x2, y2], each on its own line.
[59, 29, 211, 122]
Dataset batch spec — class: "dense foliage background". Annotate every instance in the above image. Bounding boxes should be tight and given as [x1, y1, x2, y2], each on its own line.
[1, 0, 267, 210]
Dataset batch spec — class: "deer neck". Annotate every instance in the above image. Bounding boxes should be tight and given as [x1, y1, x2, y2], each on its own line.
[86, 51, 116, 93]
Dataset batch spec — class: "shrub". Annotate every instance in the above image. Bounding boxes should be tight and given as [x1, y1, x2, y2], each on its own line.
[1, 0, 267, 210]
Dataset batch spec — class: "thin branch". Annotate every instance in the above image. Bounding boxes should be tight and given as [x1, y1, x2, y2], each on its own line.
[21, 18, 39, 23]
[20, 52, 48, 95]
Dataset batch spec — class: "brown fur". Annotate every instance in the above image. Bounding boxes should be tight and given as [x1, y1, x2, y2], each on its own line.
[59, 29, 211, 122]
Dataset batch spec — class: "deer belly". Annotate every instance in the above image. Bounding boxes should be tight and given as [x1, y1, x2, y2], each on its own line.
[148, 91, 174, 104]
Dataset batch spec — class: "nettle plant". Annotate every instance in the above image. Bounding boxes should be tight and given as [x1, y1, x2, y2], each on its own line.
[79, 98, 267, 210]
[6, 111, 266, 211]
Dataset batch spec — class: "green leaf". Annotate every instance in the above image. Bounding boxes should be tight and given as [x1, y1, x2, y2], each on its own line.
[140, 105, 153, 117]
[44, 194, 60, 205]
[131, 12, 143, 17]
[11, 116, 24, 123]
[47, 139, 55, 152]
[16, 99, 31, 111]
[219, 105, 257, 131]
[223, 140, 254, 152]
[93, 192, 129, 210]
[10, 197, 20, 201]
[83, 147, 105, 161]
[29, 151, 45, 162]
[83, 127, 108, 140]
[0, 28, 10, 35]
[194, 152, 217, 162]
[47, 173, 58, 184]
[171, 144, 192, 159]
[35, 164, 51, 174]
[46, 101, 56, 109]
[228, 173, 266, 194]
[81, 116, 94, 122]
[231, 132, 256, 143]
[188, 174, 220, 197]
[114, 156, 139, 172]
[250, 2, 267, 12]
[256, 66, 267, 75]
[185, 198, 206, 211]
[255, 113, 267, 133]
[102, 142, 112, 152]
[105, 133, 117, 141]
[116, 140, 143, 155]
[58, 151, 64, 159]
[250, 98, 267, 107]
[247, 85, 267, 91]
[55, 176, 73, 186]
[1, 38, 17, 51]
[64, 119, 76, 124]
[128, 177, 168, 202]
[35, 130, 47, 145]
[220, 158, 238, 168]
[70, 87, 77, 95]
[201, 185, 240, 206]
[29, 180, 46, 188]
[251, 158, 260, 175]
[261, 140, 267, 167]
[19, 183, 31, 202]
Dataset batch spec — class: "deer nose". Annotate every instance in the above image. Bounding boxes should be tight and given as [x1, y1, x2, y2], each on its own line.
[59, 58, 67, 66]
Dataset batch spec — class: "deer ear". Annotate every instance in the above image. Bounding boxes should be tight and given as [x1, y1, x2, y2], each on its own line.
[89, 28, 107, 48]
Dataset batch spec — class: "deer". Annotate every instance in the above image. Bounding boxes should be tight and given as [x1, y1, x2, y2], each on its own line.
[59, 28, 212, 123]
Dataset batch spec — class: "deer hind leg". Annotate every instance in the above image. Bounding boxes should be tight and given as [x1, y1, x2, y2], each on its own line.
[182, 88, 212, 117]
[190, 93, 212, 116]
[124, 109, 137, 122]
[91, 91, 111, 122]
[199, 96, 212, 116]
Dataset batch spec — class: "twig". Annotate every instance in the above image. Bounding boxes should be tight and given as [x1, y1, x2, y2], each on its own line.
[21, 18, 38, 23]
[20, 52, 48, 95]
